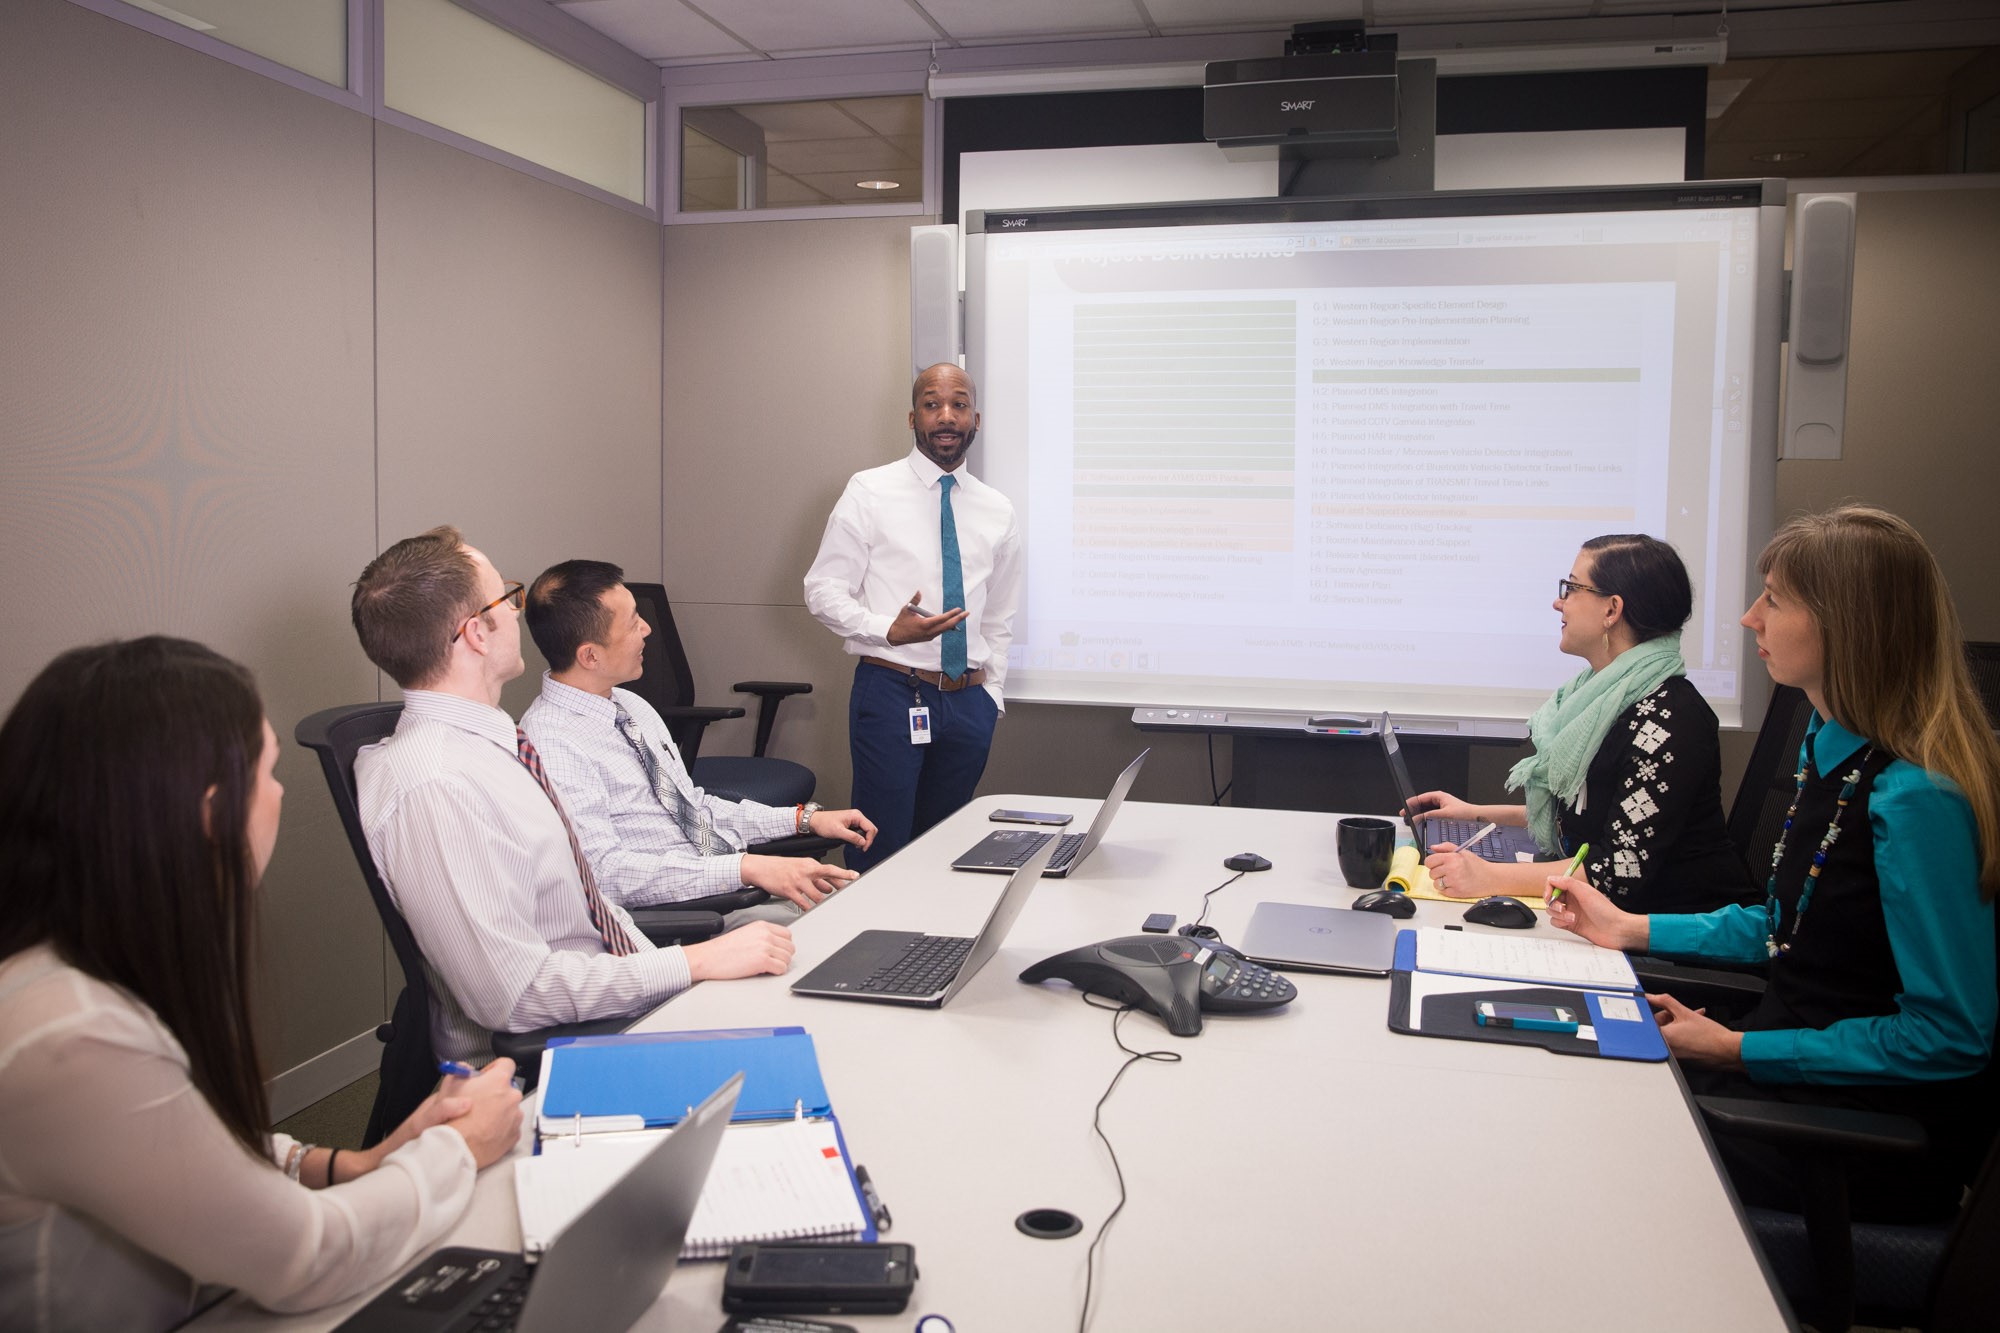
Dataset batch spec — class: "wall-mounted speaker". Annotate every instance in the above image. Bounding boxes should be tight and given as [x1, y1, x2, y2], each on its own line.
[909, 224, 960, 376]
[1780, 192, 1857, 460]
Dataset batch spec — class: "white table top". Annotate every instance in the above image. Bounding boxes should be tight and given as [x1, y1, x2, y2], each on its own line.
[203, 796, 1790, 1332]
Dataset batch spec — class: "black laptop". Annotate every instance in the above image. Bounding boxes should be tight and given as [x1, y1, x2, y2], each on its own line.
[792, 834, 1057, 1006]
[1376, 712, 1543, 861]
[951, 748, 1150, 876]
[335, 1072, 742, 1333]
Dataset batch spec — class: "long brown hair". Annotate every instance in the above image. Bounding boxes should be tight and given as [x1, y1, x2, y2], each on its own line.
[0, 637, 272, 1152]
[1760, 504, 2000, 895]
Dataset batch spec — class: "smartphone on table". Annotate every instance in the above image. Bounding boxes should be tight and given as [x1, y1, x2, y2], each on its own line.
[1474, 1001, 1579, 1034]
[989, 809, 1073, 826]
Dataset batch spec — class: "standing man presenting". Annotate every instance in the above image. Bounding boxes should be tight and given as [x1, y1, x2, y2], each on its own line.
[805, 364, 1022, 871]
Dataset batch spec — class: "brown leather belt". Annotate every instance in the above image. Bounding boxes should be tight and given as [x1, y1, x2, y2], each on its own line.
[860, 656, 987, 691]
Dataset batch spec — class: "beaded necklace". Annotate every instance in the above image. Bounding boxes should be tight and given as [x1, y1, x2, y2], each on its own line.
[1763, 747, 1874, 958]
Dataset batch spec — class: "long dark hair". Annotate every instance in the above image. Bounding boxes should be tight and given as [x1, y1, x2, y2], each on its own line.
[0, 637, 272, 1153]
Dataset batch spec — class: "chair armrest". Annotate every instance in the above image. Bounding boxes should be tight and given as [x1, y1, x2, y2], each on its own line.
[731, 682, 812, 757]
[1631, 954, 1768, 1011]
[1696, 1095, 1929, 1157]
[732, 680, 812, 700]
[746, 833, 841, 859]
[655, 704, 746, 763]
[627, 907, 729, 946]
[492, 1015, 632, 1091]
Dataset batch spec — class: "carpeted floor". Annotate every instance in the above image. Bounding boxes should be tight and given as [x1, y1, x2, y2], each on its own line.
[274, 1072, 378, 1149]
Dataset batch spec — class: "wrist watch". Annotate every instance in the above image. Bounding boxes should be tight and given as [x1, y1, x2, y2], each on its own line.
[798, 801, 823, 834]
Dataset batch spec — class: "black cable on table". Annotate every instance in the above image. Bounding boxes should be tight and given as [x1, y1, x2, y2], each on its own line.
[1075, 997, 1181, 1333]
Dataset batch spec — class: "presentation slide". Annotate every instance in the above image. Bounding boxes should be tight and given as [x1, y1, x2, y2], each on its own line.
[967, 186, 1781, 727]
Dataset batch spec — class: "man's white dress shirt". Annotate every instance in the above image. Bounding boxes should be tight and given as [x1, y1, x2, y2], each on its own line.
[356, 690, 691, 1064]
[520, 674, 797, 906]
[803, 447, 1022, 709]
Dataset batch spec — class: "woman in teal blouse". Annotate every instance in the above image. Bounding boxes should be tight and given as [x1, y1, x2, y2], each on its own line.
[1549, 505, 2000, 1220]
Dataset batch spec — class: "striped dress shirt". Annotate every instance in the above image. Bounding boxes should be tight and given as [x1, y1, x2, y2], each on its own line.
[356, 690, 691, 1064]
[520, 675, 796, 906]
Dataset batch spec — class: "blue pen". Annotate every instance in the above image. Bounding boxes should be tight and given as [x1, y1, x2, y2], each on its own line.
[437, 1059, 476, 1079]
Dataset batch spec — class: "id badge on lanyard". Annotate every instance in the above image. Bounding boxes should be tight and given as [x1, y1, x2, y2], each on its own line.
[908, 678, 931, 745]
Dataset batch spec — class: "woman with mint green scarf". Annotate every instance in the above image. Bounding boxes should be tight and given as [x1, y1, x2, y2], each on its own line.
[1412, 534, 1755, 914]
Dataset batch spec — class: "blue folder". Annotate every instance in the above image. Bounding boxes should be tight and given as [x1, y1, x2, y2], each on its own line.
[538, 1026, 831, 1129]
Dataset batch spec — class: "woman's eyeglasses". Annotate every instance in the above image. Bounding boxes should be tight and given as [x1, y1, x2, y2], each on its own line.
[1557, 577, 1607, 601]
[451, 581, 525, 643]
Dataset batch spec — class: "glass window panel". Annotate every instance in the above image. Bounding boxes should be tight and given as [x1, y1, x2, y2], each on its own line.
[679, 95, 924, 213]
[384, 0, 648, 205]
[124, 0, 347, 88]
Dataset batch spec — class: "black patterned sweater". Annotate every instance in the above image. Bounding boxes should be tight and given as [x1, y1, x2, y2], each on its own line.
[1552, 675, 1757, 914]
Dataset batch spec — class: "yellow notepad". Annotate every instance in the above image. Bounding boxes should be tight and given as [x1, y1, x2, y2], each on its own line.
[1385, 844, 1547, 911]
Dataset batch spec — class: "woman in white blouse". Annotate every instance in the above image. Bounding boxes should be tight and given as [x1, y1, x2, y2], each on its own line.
[0, 637, 522, 1332]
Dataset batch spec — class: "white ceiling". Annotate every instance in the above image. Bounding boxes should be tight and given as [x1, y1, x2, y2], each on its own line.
[554, 0, 1806, 67]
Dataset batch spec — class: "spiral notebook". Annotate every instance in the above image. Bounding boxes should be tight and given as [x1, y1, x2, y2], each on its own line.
[517, 1116, 871, 1258]
[523, 1027, 874, 1258]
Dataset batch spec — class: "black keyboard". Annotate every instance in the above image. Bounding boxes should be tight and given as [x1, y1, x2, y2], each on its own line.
[453, 1266, 533, 1331]
[1001, 831, 1083, 870]
[862, 933, 974, 995]
[1427, 817, 1509, 862]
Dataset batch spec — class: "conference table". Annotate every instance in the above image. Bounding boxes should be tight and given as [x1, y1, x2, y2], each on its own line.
[206, 794, 1792, 1331]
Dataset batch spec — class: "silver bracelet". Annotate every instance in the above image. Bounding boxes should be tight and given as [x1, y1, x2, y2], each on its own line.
[284, 1142, 313, 1183]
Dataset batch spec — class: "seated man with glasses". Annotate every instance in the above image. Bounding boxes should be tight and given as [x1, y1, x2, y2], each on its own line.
[520, 560, 875, 924]
[1405, 534, 1756, 916]
[350, 526, 795, 1066]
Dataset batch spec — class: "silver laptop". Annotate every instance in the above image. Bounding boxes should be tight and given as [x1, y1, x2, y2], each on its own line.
[336, 1073, 743, 1333]
[952, 748, 1150, 876]
[793, 835, 1058, 1006]
[1238, 902, 1400, 976]
[1376, 712, 1542, 861]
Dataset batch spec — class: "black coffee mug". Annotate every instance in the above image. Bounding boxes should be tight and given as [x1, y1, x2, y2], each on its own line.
[1336, 817, 1397, 889]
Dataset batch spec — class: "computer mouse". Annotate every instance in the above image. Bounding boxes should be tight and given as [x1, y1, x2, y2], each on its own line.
[1224, 852, 1272, 872]
[1352, 889, 1416, 919]
[1464, 895, 1537, 929]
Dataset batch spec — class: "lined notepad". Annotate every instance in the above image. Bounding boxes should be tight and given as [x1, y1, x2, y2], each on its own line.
[1414, 925, 1636, 991]
[517, 1118, 869, 1258]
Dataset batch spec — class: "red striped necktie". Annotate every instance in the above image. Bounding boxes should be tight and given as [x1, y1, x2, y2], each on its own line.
[514, 728, 639, 957]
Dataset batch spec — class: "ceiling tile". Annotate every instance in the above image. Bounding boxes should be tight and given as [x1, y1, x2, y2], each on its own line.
[916, 0, 1150, 42]
[833, 95, 924, 137]
[694, 0, 941, 53]
[764, 173, 834, 205]
[786, 168, 923, 201]
[732, 99, 878, 140]
[1142, 0, 1358, 25]
[766, 136, 917, 174]
[556, 0, 751, 60]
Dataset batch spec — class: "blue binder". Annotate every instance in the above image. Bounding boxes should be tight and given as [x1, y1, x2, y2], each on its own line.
[538, 1027, 831, 1130]
[1387, 929, 1667, 1062]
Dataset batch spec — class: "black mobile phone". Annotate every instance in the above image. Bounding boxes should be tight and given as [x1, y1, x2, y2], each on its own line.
[722, 1242, 916, 1316]
[990, 808, 1074, 826]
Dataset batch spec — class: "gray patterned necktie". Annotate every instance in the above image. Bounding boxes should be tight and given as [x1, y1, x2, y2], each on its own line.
[614, 704, 715, 855]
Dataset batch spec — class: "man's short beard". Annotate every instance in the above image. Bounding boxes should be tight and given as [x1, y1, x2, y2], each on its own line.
[914, 424, 976, 466]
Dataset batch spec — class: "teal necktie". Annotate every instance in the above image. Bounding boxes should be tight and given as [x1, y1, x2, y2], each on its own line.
[939, 474, 967, 680]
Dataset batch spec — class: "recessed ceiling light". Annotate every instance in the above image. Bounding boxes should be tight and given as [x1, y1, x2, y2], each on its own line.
[856, 179, 900, 190]
[1750, 150, 1808, 163]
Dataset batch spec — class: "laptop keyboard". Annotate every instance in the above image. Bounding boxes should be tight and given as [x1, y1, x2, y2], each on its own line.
[1000, 831, 1083, 870]
[863, 933, 974, 995]
[1427, 817, 1512, 862]
[450, 1265, 532, 1331]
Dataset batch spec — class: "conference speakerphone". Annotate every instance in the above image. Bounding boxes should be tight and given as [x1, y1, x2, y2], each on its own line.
[1130, 708, 1527, 743]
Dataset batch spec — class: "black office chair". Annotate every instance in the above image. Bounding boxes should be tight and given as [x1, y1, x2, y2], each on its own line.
[1964, 640, 2000, 731]
[297, 703, 734, 1134]
[1696, 1072, 1999, 1331]
[624, 580, 834, 859]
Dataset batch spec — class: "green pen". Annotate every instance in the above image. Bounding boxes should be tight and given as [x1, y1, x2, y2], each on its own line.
[1550, 843, 1589, 905]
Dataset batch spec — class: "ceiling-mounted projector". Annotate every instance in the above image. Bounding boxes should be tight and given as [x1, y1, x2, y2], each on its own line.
[1204, 23, 1399, 155]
